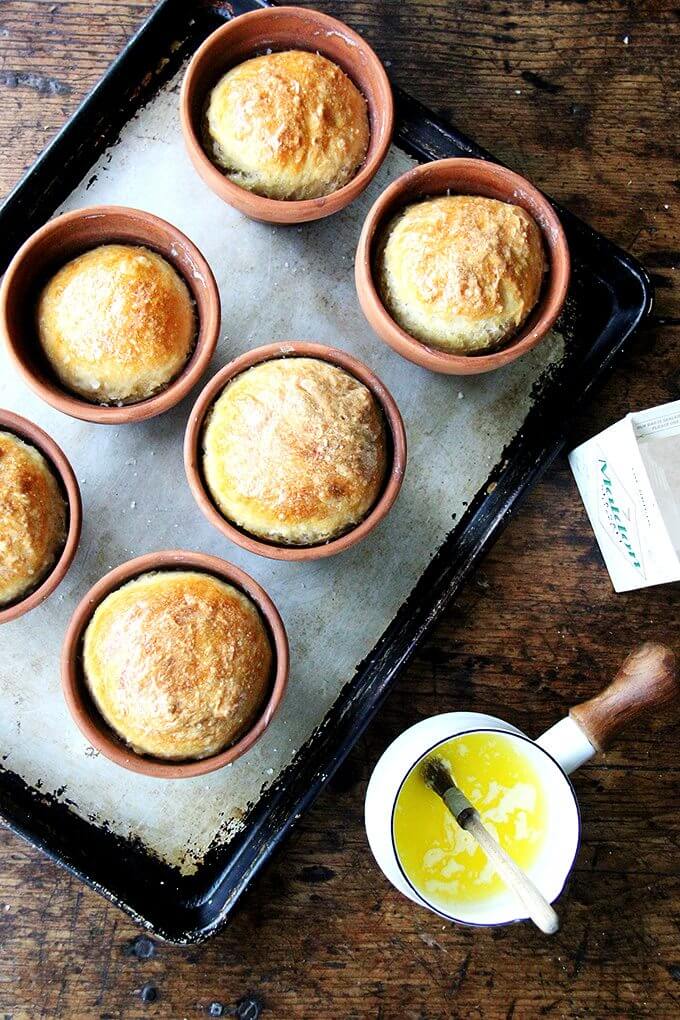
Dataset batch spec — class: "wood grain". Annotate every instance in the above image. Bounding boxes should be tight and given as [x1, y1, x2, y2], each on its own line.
[0, 1, 679, 1018]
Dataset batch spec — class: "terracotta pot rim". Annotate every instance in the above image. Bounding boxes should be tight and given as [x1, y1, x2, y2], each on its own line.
[179, 6, 394, 224]
[60, 550, 290, 779]
[0, 205, 221, 424]
[355, 157, 571, 375]
[184, 341, 407, 561]
[0, 409, 82, 623]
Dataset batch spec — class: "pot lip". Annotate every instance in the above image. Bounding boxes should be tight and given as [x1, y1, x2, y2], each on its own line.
[184, 341, 408, 561]
[0, 205, 221, 424]
[60, 549, 290, 779]
[0, 409, 82, 624]
[355, 157, 571, 375]
[179, 5, 394, 224]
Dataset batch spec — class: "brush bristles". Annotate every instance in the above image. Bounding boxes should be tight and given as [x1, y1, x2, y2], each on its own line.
[422, 755, 454, 798]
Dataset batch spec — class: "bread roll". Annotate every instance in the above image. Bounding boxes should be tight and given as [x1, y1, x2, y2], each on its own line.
[378, 195, 546, 353]
[37, 244, 196, 404]
[202, 357, 387, 546]
[0, 431, 66, 606]
[83, 571, 273, 760]
[205, 50, 370, 200]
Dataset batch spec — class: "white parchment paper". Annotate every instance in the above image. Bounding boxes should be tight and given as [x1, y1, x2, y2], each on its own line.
[0, 70, 564, 872]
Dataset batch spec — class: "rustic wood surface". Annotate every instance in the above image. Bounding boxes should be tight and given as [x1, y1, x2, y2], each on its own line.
[0, 1, 679, 1017]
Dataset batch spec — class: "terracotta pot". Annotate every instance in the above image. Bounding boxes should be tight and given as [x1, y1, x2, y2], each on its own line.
[355, 157, 571, 375]
[0, 409, 82, 623]
[180, 5, 394, 224]
[0, 206, 221, 423]
[61, 550, 289, 779]
[184, 342, 407, 560]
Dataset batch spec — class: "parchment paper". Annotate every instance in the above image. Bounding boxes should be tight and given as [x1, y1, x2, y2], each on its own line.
[0, 70, 564, 872]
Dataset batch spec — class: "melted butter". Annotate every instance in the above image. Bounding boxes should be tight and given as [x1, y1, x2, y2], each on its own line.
[393, 732, 547, 910]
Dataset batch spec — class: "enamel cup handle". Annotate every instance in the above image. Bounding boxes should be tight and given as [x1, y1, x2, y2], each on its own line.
[538, 643, 678, 773]
[571, 643, 678, 751]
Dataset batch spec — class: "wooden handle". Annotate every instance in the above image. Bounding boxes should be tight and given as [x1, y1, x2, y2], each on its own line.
[570, 643, 678, 752]
[462, 812, 559, 935]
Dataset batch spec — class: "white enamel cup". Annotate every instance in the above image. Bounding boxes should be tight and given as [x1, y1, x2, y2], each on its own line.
[365, 643, 677, 929]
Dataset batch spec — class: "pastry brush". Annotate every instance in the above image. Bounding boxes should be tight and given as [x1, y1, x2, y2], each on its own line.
[423, 755, 559, 935]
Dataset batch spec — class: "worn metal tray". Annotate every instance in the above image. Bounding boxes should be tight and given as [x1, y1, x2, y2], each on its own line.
[0, 0, 652, 943]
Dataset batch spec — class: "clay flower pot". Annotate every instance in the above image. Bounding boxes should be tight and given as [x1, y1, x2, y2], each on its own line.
[355, 157, 571, 375]
[0, 206, 221, 424]
[0, 409, 82, 623]
[184, 342, 407, 560]
[61, 550, 289, 779]
[180, 5, 394, 224]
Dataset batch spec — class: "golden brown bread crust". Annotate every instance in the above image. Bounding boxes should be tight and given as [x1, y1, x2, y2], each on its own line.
[37, 244, 196, 404]
[0, 431, 66, 607]
[83, 571, 273, 761]
[202, 357, 387, 546]
[378, 196, 546, 354]
[205, 50, 370, 201]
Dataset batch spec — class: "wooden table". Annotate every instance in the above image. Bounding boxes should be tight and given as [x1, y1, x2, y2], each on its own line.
[0, 2, 678, 1017]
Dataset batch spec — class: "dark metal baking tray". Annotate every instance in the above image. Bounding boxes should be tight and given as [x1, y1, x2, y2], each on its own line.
[0, 0, 652, 942]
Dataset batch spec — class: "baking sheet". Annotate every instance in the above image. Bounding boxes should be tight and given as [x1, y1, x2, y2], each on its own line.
[0, 68, 564, 874]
